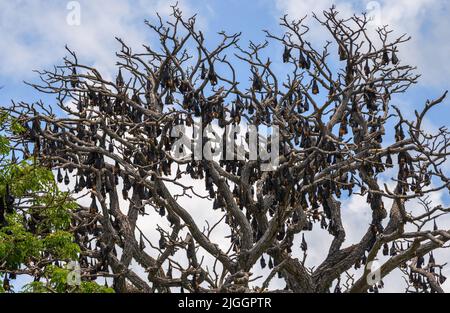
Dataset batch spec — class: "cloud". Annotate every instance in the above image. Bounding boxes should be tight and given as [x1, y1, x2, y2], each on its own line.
[274, 0, 450, 88]
[4, 0, 449, 292]
[0, 0, 202, 82]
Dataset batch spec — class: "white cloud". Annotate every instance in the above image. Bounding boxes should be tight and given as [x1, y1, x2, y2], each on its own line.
[5, 0, 450, 293]
[274, 0, 450, 88]
[0, 0, 202, 81]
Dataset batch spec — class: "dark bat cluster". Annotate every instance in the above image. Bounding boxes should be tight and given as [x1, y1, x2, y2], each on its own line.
[2, 6, 450, 293]
[0, 185, 15, 228]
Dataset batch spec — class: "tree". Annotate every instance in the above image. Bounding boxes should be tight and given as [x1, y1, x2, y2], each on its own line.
[0, 110, 113, 293]
[3, 5, 450, 293]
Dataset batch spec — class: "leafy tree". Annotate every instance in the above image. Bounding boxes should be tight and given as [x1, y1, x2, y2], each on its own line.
[2, 6, 450, 293]
[0, 110, 113, 293]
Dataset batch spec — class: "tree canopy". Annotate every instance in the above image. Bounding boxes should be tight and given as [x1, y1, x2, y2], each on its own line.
[1, 6, 450, 293]
[0, 110, 113, 293]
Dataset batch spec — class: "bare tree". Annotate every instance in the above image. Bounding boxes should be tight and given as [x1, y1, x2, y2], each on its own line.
[3, 5, 450, 293]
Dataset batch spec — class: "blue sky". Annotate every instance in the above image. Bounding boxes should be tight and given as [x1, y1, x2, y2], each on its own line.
[1, 0, 450, 292]
[0, 0, 449, 123]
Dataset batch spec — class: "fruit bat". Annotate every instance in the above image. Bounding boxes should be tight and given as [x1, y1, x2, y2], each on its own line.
[338, 37, 347, 61]
[90, 196, 98, 214]
[312, 79, 319, 95]
[260, 256, 266, 269]
[70, 67, 79, 88]
[252, 73, 263, 91]
[391, 49, 399, 65]
[208, 65, 218, 86]
[364, 60, 371, 76]
[283, 46, 291, 63]
[268, 257, 273, 269]
[64, 171, 70, 185]
[382, 49, 390, 65]
[382, 242, 389, 256]
[116, 68, 124, 88]
[299, 51, 307, 69]
[301, 234, 307, 251]
[200, 63, 207, 79]
[57, 168, 63, 183]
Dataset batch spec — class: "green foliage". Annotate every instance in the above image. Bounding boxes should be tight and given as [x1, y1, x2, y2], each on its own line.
[43, 231, 80, 260]
[22, 266, 114, 293]
[0, 112, 112, 293]
[0, 215, 42, 269]
[78, 281, 115, 293]
[0, 136, 9, 155]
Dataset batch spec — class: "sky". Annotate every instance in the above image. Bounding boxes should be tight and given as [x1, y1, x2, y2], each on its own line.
[1, 0, 450, 292]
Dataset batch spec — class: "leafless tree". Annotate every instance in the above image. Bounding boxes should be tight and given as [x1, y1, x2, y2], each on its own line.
[4, 5, 450, 293]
